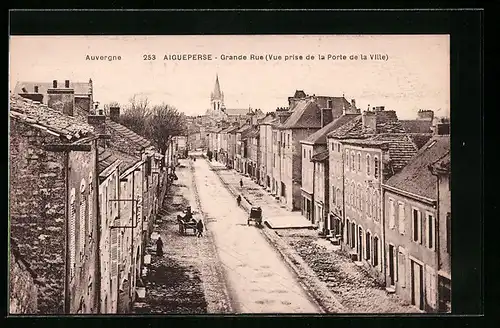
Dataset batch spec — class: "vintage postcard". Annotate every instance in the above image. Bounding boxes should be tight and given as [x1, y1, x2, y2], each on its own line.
[9, 34, 452, 315]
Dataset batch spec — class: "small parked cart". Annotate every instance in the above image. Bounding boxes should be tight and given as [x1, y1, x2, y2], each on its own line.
[247, 206, 263, 226]
[177, 206, 197, 235]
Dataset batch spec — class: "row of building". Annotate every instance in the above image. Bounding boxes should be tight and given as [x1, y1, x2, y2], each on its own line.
[205, 88, 451, 313]
[9, 79, 178, 314]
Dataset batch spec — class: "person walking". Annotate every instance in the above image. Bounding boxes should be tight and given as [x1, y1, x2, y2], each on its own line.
[240, 179, 243, 188]
[156, 236, 164, 256]
[196, 219, 204, 238]
[236, 195, 242, 207]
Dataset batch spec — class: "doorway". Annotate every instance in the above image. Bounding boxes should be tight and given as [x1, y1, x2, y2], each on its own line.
[388, 244, 395, 286]
[358, 227, 363, 261]
[411, 261, 424, 310]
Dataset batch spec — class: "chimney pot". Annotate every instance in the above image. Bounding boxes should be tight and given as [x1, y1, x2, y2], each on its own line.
[21, 87, 27, 93]
[34, 86, 39, 93]
[65, 80, 70, 88]
[53, 80, 57, 88]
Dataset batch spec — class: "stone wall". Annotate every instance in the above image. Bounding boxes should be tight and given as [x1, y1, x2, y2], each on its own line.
[10, 118, 66, 314]
[9, 247, 38, 314]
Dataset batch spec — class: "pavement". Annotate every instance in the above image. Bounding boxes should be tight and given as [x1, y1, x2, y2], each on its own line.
[207, 157, 421, 314]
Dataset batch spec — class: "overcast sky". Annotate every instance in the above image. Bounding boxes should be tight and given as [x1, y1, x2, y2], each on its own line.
[9, 35, 449, 119]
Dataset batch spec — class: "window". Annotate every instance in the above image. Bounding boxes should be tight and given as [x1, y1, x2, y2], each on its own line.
[332, 185, 336, 204]
[389, 198, 396, 228]
[373, 236, 379, 267]
[374, 156, 379, 179]
[337, 143, 341, 152]
[371, 190, 376, 219]
[427, 213, 435, 249]
[351, 182, 356, 207]
[366, 154, 371, 175]
[303, 149, 306, 158]
[309, 150, 312, 159]
[357, 153, 361, 171]
[346, 150, 350, 170]
[413, 208, 422, 243]
[346, 219, 351, 246]
[398, 248, 406, 287]
[365, 231, 371, 260]
[351, 152, 355, 171]
[398, 202, 405, 234]
[69, 188, 76, 278]
[331, 143, 334, 151]
[287, 134, 290, 148]
[446, 212, 451, 253]
[327, 99, 333, 108]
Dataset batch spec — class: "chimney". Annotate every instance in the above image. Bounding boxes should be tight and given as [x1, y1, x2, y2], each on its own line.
[47, 80, 75, 116]
[65, 80, 70, 88]
[110, 106, 120, 122]
[34, 85, 39, 93]
[21, 87, 27, 93]
[351, 99, 356, 109]
[88, 112, 107, 136]
[362, 111, 377, 134]
[321, 108, 333, 127]
[417, 109, 435, 121]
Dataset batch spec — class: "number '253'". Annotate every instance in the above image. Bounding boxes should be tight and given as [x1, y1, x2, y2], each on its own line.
[143, 54, 156, 60]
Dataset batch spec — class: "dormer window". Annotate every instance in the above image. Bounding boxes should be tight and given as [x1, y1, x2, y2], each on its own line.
[327, 100, 333, 108]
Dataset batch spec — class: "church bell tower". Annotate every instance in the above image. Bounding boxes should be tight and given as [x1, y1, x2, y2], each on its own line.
[210, 74, 224, 115]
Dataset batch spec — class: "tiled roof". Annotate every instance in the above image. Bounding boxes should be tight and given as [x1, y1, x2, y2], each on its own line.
[385, 135, 450, 199]
[408, 133, 434, 149]
[431, 152, 450, 173]
[341, 133, 419, 173]
[98, 146, 139, 175]
[302, 114, 359, 144]
[240, 126, 255, 139]
[9, 94, 94, 140]
[311, 150, 329, 162]
[327, 115, 363, 138]
[236, 123, 252, 133]
[107, 120, 152, 149]
[279, 100, 322, 129]
[14, 81, 91, 96]
[224, 108, 251, 116]
[400, 120, 433, 133]
[248, 128, 260, 138]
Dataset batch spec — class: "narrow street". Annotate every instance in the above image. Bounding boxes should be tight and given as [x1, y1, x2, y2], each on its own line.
[191, 159, 321, 313]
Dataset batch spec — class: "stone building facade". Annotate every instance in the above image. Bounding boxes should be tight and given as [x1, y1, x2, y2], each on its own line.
[9, 241, 38, 314]
[10, 94, 98, 314]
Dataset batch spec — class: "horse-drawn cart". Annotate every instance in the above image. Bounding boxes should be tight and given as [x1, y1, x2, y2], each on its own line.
[247, 206, 263, 226]
[177, 206, 197, 235]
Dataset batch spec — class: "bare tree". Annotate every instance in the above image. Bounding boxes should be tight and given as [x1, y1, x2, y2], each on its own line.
[120, 95, 152, 136]
[149, 104, 187, 154]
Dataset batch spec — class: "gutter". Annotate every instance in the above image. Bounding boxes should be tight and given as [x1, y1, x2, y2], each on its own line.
[382, 183, 436, 206]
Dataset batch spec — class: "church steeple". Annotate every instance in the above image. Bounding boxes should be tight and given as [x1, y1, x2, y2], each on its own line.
[210, 74, 225, 114]
[213, 74, 222, 100]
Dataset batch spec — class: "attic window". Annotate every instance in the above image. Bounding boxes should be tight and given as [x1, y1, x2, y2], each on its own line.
[426, 140, 437, 149]
[327, 100, 333, 108]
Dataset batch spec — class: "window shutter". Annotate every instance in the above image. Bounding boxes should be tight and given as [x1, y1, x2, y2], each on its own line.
[80, 197, 86, 260]
[398, 203, 405, 234]
[110, 227, 118, 278]
[88, 173, 93, 239]
[398, 249, 406, 287]
[69, 189, 76, 278]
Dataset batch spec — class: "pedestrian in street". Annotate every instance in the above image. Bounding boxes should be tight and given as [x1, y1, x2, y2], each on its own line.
[156, 236, 164, 256]
[240, 179, 243, 188]
[236, 195, 242, 207]
[196, 219, 204, 237]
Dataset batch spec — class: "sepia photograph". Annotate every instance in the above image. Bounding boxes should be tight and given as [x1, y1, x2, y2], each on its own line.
[9, 33, 453, 315]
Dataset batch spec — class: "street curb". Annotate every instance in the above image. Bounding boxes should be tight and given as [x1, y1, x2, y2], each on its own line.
[207, 160, 347, 314]
[188, 161, 234, 314]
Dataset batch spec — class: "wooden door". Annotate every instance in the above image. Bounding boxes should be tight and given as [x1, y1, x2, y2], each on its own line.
[412, 261, 424, 310]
